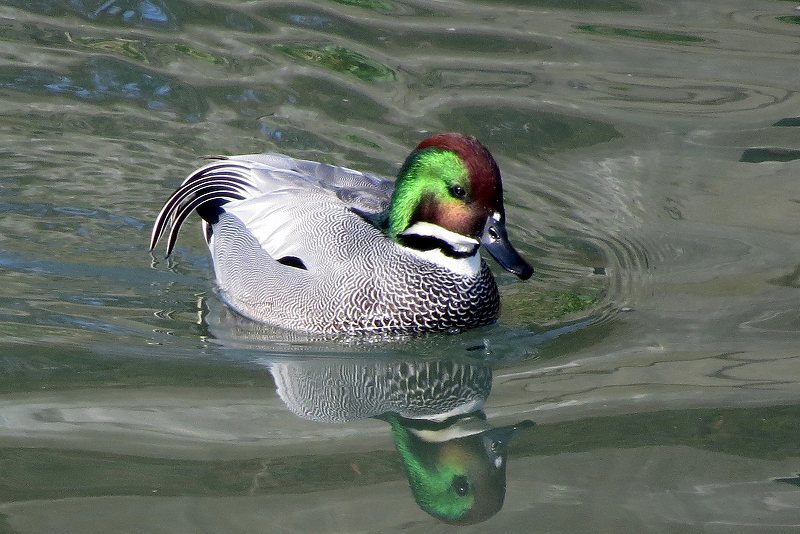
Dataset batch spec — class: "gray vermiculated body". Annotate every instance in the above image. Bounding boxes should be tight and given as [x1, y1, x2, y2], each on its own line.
[199, 155, 501, 335]
[211, 210, 499, 335]
[270, 359, 493, 423]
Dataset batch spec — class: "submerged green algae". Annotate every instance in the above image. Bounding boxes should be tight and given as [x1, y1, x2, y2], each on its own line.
[576, 24, 704, 43]
[329, 0, 393, 9]
[275, 44, 395, 82]
[503, 281, 606, 325]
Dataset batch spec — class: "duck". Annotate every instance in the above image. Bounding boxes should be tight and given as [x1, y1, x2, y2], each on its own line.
[150, 132, 533, 335]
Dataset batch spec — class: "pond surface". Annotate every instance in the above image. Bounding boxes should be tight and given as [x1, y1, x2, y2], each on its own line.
[1, 0, 800, 531]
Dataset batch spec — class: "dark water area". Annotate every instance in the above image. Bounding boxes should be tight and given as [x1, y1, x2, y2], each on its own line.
[1, 0, 799, 531]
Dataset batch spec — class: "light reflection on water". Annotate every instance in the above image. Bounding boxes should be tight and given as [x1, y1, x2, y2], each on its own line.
[1, 0, 800, 531]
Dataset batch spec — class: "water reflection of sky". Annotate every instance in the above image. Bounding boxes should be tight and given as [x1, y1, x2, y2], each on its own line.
[0, 59, 206, 121]
[89, 0, 175, 26]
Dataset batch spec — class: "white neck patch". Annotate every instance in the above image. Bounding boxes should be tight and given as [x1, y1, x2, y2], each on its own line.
[408, 410, 492, 442]
[400, 222, 481, 277]
[401, 222, 479, 253]
[406, 247, 481, 277]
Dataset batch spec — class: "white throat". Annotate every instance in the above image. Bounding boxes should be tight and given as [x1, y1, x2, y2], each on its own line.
[399, 222, 481, 277]
[408, 411, 492, 442]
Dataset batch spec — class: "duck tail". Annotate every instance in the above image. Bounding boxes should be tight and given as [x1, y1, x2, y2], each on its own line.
[150, 158, 259, 255]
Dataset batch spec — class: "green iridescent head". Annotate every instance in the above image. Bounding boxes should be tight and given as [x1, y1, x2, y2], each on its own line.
[386, 133, 533, 279]
[387, 133, 502, 240]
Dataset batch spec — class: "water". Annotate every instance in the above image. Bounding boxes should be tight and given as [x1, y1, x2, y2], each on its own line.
[1, 0, 799, 531]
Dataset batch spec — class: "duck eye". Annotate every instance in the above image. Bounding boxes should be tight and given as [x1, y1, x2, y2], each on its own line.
[452, 475, 470, 497]
[449, 184, 467, 199]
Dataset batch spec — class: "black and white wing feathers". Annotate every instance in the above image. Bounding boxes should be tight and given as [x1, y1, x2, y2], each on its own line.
[150, 158, 260, 255]
[150, 154, 395, 256]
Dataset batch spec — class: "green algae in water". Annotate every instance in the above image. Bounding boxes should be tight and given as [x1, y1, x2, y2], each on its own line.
[276, 44, 395, 82]
[576, 24, 704, 43]
[77, 37, 229, 66]
[170, 44, 229, 65]
[342, 133, 382, 150]
[777, 15, 800, 25]
[503, 283, 605, 324]
[77, 37, 148, 62]
[329, 0, 393, 9]
[478, 0, 639, 10]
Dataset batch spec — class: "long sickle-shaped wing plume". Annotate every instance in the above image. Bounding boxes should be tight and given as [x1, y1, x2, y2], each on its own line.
[150, 161, 259, 255]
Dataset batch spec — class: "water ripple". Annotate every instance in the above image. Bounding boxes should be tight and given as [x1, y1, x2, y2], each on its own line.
[0, 58, 207, 120]
[0, 0, 794, 359]
[7, 0, 267, 32]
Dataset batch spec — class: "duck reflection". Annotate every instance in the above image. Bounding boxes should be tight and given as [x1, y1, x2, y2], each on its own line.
[267, 357, 534, 524]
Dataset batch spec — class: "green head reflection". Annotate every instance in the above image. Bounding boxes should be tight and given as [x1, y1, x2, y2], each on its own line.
[384, 413, 534, 524]
[267, 356, 535, 524]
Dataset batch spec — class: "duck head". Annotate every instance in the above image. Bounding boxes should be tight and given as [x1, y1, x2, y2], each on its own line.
[387, 132, 533, 279]
[386, 413, 535, 524]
